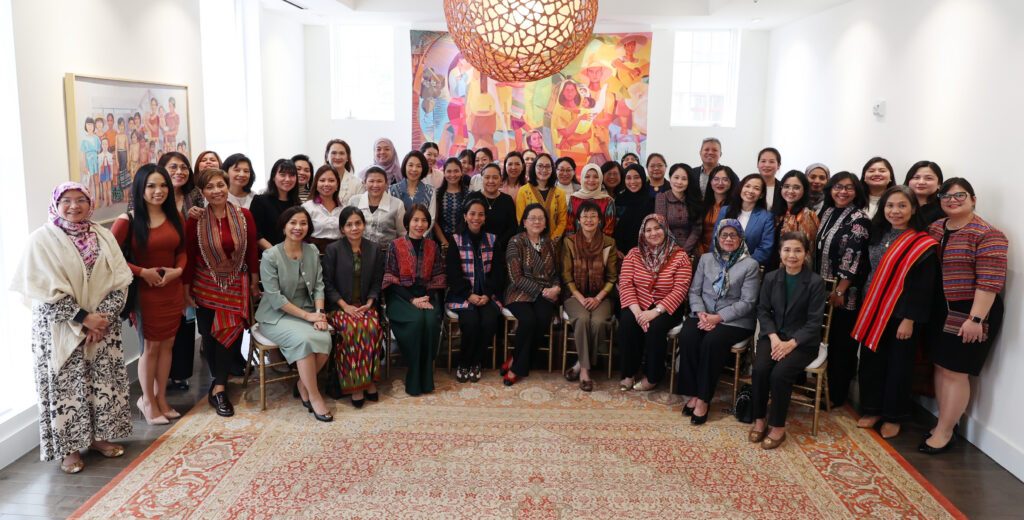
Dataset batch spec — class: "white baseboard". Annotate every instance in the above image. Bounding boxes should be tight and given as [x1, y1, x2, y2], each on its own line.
[916, 396, 1024, 482]
[0, 354, 140, 471]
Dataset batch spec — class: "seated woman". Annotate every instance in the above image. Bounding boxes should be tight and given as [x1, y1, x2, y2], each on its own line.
[654, 163, 703, 255]
[383, 204, 447, 396]
[716, 173, 775, 266]
[562, 201, 619, 392]
[446, 198, 502, 383]
[677, 219, 760, 425]
[853, 186, 938, 439]
[618, 214, 692, 391]
[349, 166, 407, 246]
[324, 207, 385, 408]
[254, 207, 333, 422]
[302, 165, 343, 253]
[501, 203, 561, 386]
[567, 163, 617, 236]
[749, 232, 827, 449]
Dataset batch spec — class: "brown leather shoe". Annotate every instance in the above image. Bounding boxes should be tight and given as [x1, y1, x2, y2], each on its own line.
[748, 428, 766, 443]
[579, 379, 593, 392]
[762, 432, 787, 450]
[564, 367, 580, 382]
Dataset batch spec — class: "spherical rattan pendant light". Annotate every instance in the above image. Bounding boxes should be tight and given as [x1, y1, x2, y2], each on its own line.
[443, 0, 599, 82]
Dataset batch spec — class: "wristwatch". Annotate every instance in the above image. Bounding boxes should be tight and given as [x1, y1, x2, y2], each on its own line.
[833, 290, 842, 296]
[969, 315, 983, 324]
[655, 305, 665, 314]
[317, 309, 326, 314]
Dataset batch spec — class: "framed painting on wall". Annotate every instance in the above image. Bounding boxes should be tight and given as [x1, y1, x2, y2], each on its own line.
[63, 73, 191, 223]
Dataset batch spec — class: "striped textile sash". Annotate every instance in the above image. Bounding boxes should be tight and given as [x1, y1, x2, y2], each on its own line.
[192, 265, 250, 347]
[852, 230, 937, 351]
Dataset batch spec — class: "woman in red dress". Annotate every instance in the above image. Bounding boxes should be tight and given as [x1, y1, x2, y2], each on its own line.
[112, 164, 186, 425]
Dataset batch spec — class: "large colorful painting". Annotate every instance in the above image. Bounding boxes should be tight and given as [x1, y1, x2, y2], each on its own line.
[64, 73, 190, 222]
[411, 31, 651, 172]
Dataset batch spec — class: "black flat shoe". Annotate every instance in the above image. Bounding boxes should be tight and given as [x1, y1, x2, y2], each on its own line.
[313, 410, 334, 422]
[366, 391, 379, 402]
[351, 398, 365, 409]
[690, 412, 708, 425]
[167, 379, 189, 391]
[682, 405, 694, 417]
[208, 391, 234, 417]
[918, 435, 955, 455]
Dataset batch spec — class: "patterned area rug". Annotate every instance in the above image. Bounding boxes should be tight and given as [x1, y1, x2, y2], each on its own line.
[71, 371, 964, 519]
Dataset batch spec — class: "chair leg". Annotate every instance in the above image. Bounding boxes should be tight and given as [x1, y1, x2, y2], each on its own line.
[547, 322, 554, 373]
[244, 341, 255, 386]
[259, 346, 267, 411]
[822, 370, 832, 412]
[446, 320, 453, 372]
[607, 322, 615, 379]
[561, 319, 569, 376]
[812, 371, 823, 436]
[732, 349, 742, 405]
[668, 337, 678, 394]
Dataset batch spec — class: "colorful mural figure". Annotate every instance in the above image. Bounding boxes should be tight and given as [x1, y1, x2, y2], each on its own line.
[411, 31, 651, 174]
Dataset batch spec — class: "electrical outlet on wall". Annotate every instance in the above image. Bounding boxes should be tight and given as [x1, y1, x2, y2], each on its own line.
[872, 100, 886, 120]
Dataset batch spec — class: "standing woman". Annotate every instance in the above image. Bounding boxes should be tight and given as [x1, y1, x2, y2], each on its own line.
[446, 199, 502, 383]
[383, 204, 447, 396]
[515, 153, 568, 242]
[815, 172, 871, 408]
[614, 164, 654, 255]
[469, 148, 495, 191]
[223, 153, 256, 209]
[654, 163, 702, 255]
[195, 150, 221, 175]
[11, 182, 133, 473]
[302, 165, 343, 253]
[184, 169, 260, 417]
[773, 170, 820, 263]
[677, 219, 760, 424]
[434, 157, 470, 249]
[748, 232, 826, 449]
[853, 186, 938, 439]
[567, 163, 616, 236]
[696, 166, 738, 256]
[921, 178, 1006, 453]
[324, 207, 385, 408]
[501, 204, 561, 386]
[112, 164, 187, 425]
[158, 152, 205, 220]
[501, 151, 527, 197]
[601, 160, 623, 196]
[292, 154, 314, 202]
[554, 157, 580, 196]
[618, 214, 692, 391]
[350, 167, 407, 246]
[251, 159, 300, 250]
[473, 163, 518, 251]
[359, 137, 402, 185]
[420, 141, 445, 189]
[805, 163, 830, 214]
[904, 161, 944, 224]
[861, 156, 896, 218]
[389, 150, 437, 220]
[458, 149, 476, 178]
[715, 174, 775, 266]
[562, 201, 619, 392]
[757, 147, 782, 211]
[325, 139, 365, 205]
[255, 207, 333, 421]
[646, 153, 668, 195]
[621, 152, 639, 169]
[522, 149, 538, 180]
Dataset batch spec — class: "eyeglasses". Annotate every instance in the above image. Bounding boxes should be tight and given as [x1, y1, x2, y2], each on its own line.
[710, 178, 730, 184]
[535, 164, 552, 171]
[166, 164, 187, 172]
[525, 216, 546, 222]
[781, 184, 802, 191]
[579, 214, 599, 221]
[937, 191, 970, 202]
[831, 184, 856, 193]
[719, 232, 739, 239]
[556, 167, 574, 173]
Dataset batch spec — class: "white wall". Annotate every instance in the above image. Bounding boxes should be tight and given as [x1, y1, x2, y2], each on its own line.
[646, 28, 769, 172]
[261, 10, 307, 172]
[767, 0, 1024, 479]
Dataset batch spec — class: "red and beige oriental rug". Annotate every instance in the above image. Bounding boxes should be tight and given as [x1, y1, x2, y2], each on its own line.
[70, 372, 964, 519]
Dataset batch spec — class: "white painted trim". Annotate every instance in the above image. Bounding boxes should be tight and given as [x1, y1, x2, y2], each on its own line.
[916, 396, 1024, 482]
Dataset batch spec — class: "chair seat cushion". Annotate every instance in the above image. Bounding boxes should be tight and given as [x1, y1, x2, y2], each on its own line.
[806, 342, 828, 370]
[445, 308, 458, 320]
[501, 307, 515, 319]
[249, 323, 277, 347]
[731, 337, 751, 352]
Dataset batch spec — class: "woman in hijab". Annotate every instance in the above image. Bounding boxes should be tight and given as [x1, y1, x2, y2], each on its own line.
[613, 164, 654, 255]
[11, 182, 134, 473]
[359, 137, 402, 185]
[676, 219, 761, 425]
[567, 163, 616, 236]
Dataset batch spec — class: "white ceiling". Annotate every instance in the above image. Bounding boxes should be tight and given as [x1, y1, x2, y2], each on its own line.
[264, 0, 850, 30]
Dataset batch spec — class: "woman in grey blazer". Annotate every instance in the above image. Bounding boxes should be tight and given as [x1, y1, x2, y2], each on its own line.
[677, 219, 761, 425]
[255, 206, 333, 421]
[749, 231, 826, 449]
[323, 206, 385, 408]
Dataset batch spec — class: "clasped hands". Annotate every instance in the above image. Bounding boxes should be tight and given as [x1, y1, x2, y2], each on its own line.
[82, 312, 112, 346]
[768, 334, 798, 361]
[138, 267, 183, 288]
[630, 304, 661, 332]
[304, 310, 329, 331]
[696, 312, 723, 331]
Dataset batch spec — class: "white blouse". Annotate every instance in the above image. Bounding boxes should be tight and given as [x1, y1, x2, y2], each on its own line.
[228, 191, 254, 209]
[302, 200, 343, 240]
[337, 171, 366, 209]
[347, 191, 407, 245]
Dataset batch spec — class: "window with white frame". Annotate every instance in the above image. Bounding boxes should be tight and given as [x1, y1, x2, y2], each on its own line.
[330, 25, 395, 121]
[670, 30, 741, 127]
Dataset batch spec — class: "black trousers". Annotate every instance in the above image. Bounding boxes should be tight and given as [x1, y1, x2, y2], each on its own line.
[507, 299, 556, 377]
[196, 305, 244, 387]
[675, 318, 752, 400]
[826, 307, 859, 406]
[455, 302, 500, 367]
[169, 313, 197, 380]
[618, 306, 682, 384]
[751, 337, 818, 428]
[858, 320, 916, 423]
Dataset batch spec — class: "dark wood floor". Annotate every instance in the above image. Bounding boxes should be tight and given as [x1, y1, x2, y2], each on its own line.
[1, 369, 1022, 519]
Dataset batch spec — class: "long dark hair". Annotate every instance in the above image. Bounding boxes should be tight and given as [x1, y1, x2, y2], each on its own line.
[157, 152, 195, 195]
[436, 157, 469, 219]
[529, 153, 556, 189]
[869, 185, 927, 244]
[822, 171, 868, 210]
[702, 165, 739, 205]
[724, 174, 767, 219]
[265, 159, 300, 205]
[860, 156, 896, 192]
[309, 165, 341, 205]
[903, 160, 944, 204]
[130, 164, 184, 249]
[667, 163, 702, 222]
[772, 170, 811, 217]
[502, 151, 526, 187]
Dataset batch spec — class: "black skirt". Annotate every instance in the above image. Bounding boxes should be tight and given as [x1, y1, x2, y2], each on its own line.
[928, 296, 1004, 376]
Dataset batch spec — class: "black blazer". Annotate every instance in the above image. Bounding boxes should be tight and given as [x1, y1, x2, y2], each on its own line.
[323, 238, 384, 309]
[756, 268, 826, 350]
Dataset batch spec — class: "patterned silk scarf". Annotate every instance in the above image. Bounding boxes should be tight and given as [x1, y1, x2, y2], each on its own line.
[711, 219, 750, 297]
[637, 214, 679, 274]
[192, 202, 250, 346]
[49, 182, 100, 269]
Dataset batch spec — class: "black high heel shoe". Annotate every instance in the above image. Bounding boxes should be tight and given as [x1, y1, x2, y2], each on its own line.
[351, 396, 365, 409]
[294, 383, 312, 412]
[682, 405, 695, 417]
[690, 411, 708, 425]
[313, 410, 334, 422]
[366, 391, 379, 402]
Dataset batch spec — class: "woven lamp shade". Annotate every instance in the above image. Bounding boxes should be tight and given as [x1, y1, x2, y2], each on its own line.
[443, 0, 598, 82]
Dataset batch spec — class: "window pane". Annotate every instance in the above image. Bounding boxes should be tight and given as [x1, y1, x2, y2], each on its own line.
[670, 30, 740, 127]
[331, 25, 395, 121]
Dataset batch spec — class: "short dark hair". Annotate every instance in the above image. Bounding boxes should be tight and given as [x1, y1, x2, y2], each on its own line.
[419, 141, 439, 154]
[869, 185, 926, 243]
[822, 171, 868, 210]
[363, 166, 388, 182]
[475, 148, 494, 162]
[939, 177, 975, 197]
[338, 205, 365, 230]
[401, 150, 429, 179]
[758, 147, 781, 165]
[724, 174, 768, 218]
[860, 156, 896, 190]
[157, 152, 195, 194]
[196, 168, 230, 191]
[222, 153, 255, 193]
[309, 165, 341, 204]
[528, 153, 555, 188]
[575, 200, 604, 230]
[291, 154, 314, 175]
[404, 203, 433, 229]
[778, 231, 810, 252]
[519, 202, 550, 236]
[555, 156, 577, 174]
[621, 152, 640, 164]
[645, 153, 666, 168]
[266, 159, 300, 205]
[277, 206, 314, 241]
[502, 151, 526, 187]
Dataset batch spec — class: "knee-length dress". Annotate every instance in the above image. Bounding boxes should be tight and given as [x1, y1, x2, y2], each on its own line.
[255, 243, 332, 364]
[112, 217, 186, 340]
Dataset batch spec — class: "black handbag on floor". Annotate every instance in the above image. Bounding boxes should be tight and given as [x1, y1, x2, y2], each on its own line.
[733, 383, 753, 423]
[119, 214, 139, 322]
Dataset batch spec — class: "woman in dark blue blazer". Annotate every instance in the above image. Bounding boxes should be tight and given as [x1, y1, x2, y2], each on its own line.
[716, 173, 775, 266]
